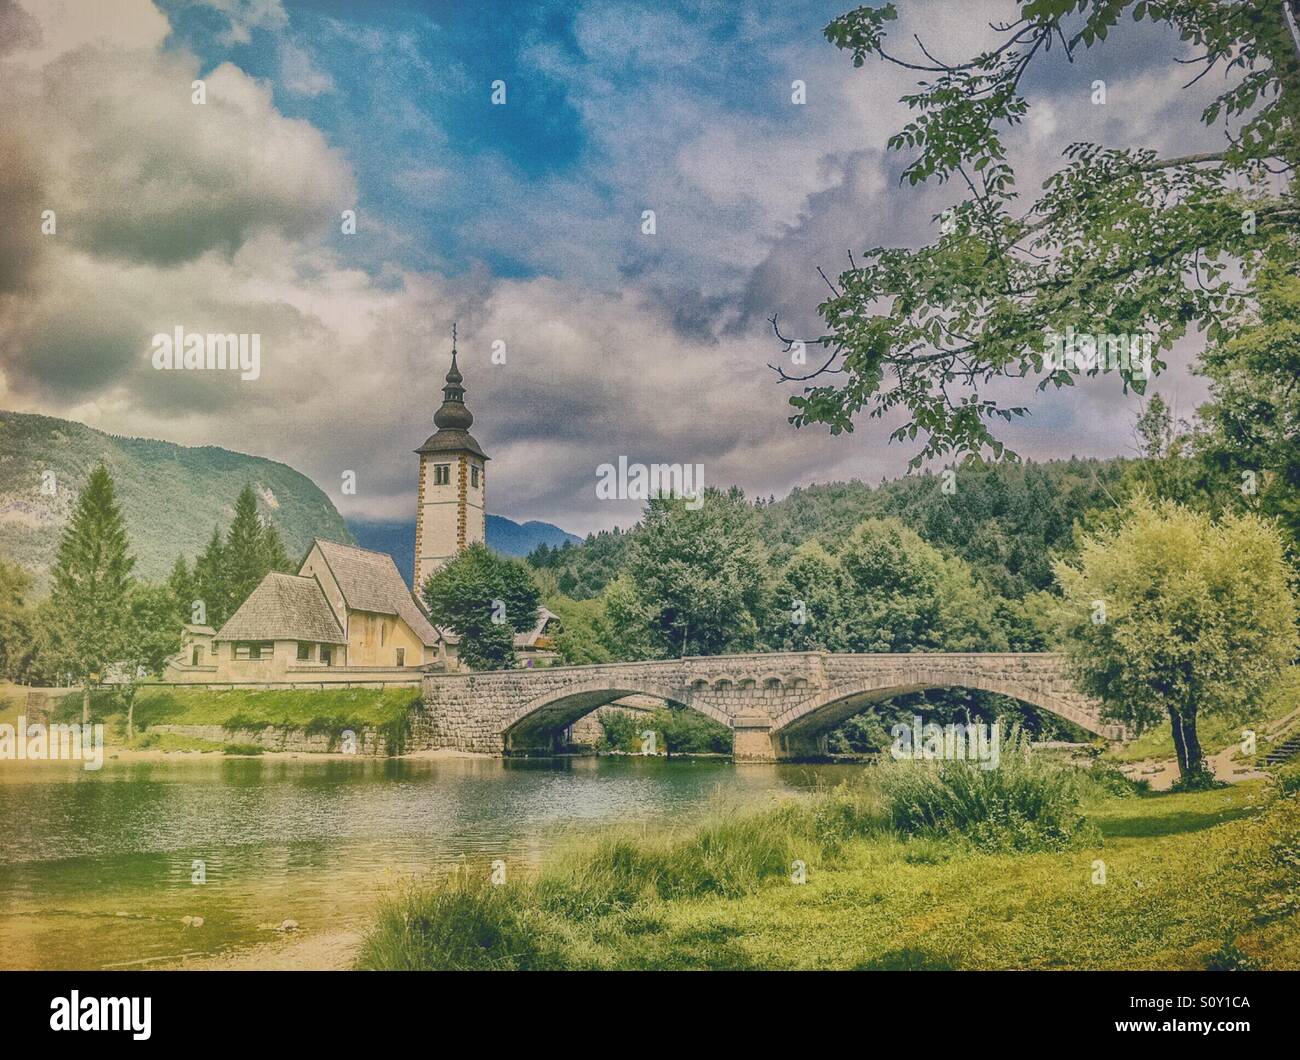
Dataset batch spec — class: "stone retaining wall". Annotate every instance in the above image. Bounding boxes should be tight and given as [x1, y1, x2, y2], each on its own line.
[146, 723, 393, 755]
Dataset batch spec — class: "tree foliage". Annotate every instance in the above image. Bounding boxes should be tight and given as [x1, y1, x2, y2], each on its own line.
[421, 543, 541, 671]
[624, 489, 768, 657]
[45, 466, 135, 717]
[1054, 496, 1297, 782]
[781, 1, 1299, 466]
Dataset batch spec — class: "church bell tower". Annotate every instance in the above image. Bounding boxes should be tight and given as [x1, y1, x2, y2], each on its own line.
[413, 328, 488, 590]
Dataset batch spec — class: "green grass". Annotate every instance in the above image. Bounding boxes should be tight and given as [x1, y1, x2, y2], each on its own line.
[357, 768, 1300, 971]
[51, 686, 420, 752]
[222, 742, 266, 756]
[127, 731, 225, 753]
[1105, 667, 1300, 765]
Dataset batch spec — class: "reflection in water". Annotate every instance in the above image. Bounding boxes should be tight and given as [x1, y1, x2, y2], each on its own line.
[0, 755, 852, 969]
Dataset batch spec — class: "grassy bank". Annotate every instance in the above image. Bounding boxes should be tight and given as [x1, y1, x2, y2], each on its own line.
[45, 685, 421, 752]
[1104, 667, 1300, 765]
[357, 759, 1300, 970]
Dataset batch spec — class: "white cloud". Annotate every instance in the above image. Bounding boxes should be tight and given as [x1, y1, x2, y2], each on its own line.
[280, 40, 333, 96]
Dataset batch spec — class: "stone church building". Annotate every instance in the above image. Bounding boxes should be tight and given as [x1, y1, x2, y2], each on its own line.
[167, 340, 495, 684]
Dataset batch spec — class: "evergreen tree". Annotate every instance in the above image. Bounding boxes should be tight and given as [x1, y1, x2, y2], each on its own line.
[0, 559, 34, 682]
[260, 521, 293, 574]
[166, 554, 196, 626]
[47, 465, 135, 723]
[223, 485, 267, 607]
[193, 527, 227, 628]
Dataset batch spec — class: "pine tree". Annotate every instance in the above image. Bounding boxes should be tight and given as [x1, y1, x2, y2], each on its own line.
[223, 485, 266, 610]
[166, 554, 196, 625]
[47, 465, 135, 723]
[260, 520, 292, 574]
[193, 527, 227, 628]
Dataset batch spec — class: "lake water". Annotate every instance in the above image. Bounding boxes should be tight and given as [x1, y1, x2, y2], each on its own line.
[0, 755, 851, 969]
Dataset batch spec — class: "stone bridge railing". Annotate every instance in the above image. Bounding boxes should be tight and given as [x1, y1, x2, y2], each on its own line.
[412, 651, 1123, 761]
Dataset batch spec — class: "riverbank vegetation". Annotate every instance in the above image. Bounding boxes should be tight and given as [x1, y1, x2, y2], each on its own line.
[45, 685, 420, 751]
[597, 705, 733, 755]
[358, 755, 1300, 971]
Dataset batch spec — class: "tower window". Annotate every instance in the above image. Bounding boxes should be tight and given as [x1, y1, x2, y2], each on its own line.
[471, 466, 480, 488]
[434, 463, 450, 485]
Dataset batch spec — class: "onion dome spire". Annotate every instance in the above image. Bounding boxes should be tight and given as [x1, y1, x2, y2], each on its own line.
[433, 323, 473, 430]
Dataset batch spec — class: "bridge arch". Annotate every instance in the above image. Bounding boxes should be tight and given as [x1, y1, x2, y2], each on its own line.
[770, 672, 1115, 741]
[501, 677, 730, 753]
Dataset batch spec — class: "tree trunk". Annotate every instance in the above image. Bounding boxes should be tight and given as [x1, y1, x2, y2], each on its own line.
[1181, 709, 1206, 778]
[1169, 707, 1188, 774]
[126, 695, 134, 741]
[82, 684, 90, 726]
[1168, 707, 1208, 782]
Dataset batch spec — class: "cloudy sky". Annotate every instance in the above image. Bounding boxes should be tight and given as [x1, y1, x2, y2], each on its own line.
[0, 0, 1226, 535]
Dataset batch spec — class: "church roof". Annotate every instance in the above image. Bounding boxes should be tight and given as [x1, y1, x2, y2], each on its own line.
[215, 573, 346, 644]
[308, 539, 443, 648]
[416, 428, 489, 459]
[417, 339, 489, 460]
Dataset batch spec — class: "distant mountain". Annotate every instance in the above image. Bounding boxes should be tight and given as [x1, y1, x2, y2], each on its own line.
[0, 410, 352, 590]
[348, 515, 580, 586]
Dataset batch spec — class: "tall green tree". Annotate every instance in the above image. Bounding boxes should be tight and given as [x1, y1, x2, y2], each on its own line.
[261, 521, 293, 574]
[1054, 497, 1297, 783]
[0, 559, 34, 682]
[781, 2, 1299, 466]
[626, 488, 768, 657]
[117, 583, 182, 739]
[763, 541, 844, 651]
[47, 465, 135, 723]
[224, 485, 270, 608]
[193, 527, 227, 628]
[421, 543, 541, 671]
[1198, 262, 1300, 546]
[166, 554, 196, 626]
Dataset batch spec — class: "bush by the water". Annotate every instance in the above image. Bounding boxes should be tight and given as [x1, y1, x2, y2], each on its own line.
[598, 705, 732, 755]
[360, 872, 561, 970]
[877, 730, 1088, 851]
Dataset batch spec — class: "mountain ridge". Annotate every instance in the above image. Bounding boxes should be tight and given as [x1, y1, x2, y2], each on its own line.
[0, 410, 353, 589]
[348, 515, 580, 586]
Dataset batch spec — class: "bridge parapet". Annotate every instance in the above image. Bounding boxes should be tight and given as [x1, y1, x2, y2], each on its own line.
[414, 651, 1121, 759]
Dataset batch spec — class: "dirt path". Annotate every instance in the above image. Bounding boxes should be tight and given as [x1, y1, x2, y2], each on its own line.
[1120, 708, 1300, 791]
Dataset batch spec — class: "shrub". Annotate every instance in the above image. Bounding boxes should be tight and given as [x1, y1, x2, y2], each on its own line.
[1203, 939, 1261, 971]
[598, 709, 642, 752]
[877, 729, 1087, 851]
[358, 873, 560, 971]
[221, 742, 264, 756]
[1085, 761, 1150, 799]
[1273, 761, 1300, 799]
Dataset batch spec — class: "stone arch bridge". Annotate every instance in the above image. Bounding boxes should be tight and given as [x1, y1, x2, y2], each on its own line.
[413, 652, 1124, 761]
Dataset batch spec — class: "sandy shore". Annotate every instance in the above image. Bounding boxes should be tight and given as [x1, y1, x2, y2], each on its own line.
[5, 745, 491, 765]
[157, 930, 365, 971]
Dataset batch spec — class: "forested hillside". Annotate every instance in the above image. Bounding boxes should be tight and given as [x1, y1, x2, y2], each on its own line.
[0, 411, 351, 590]
[529, 457, 1132, 600]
